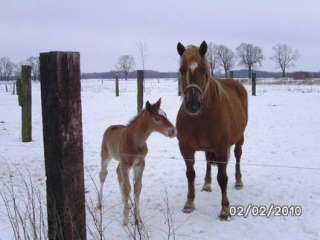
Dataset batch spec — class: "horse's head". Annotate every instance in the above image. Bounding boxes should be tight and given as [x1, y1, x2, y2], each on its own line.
[177, 41, 210, 115]
[145, 98, 177, 138]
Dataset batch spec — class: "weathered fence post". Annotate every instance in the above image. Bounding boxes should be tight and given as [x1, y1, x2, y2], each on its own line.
[12, 82, 16, 95]
[115, 74, 119, 97]
[137, 70, 144, 113]
[40, 52, 87, 240]
[252, 72, 256, 96]
[229, 70, 234, 79]
[21, 65, 32, 142]
[16, 79, 22, 106]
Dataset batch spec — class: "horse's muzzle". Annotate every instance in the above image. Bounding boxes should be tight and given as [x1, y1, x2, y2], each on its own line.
[186, 99, 201, 115]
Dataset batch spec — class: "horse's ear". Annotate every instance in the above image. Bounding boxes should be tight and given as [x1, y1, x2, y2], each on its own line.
[154, 98, 161, 110]
[199, 41, 208, 56]
[177, 42, 185, 56]
[146, 101, 151, 111]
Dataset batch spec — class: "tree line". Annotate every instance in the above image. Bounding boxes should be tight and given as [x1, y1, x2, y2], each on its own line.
[206, 42, 299, 79]
[114, 42, 300, 80]
[0, 42, 301, 81]
[0, 56, 39, 81]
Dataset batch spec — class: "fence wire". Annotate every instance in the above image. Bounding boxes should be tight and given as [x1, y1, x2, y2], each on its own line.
[1, 145, 320, 171]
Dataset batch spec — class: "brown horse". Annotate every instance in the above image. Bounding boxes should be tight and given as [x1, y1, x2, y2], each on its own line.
[176, 41, 248, 219]
[98, 98, 176, 225]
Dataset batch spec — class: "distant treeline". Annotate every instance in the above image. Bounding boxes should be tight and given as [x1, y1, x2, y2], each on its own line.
[81, 69, 320, 80]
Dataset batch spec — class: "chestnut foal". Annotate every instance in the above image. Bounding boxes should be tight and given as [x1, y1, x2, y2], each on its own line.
[97, 99, 176, 225]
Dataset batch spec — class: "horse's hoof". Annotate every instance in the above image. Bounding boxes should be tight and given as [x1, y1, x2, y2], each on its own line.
[219, 207, 231, 221]
[201, 184, 212, 192]
[182, 206, 195, 213]
[96, 203, 102, 210]
[235, 181, 243, 189]
[135, 216, 142, 225]
[182, 201, 195, 213]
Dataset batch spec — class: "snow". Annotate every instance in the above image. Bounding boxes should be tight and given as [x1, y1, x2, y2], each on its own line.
[0, 79, 320, 239]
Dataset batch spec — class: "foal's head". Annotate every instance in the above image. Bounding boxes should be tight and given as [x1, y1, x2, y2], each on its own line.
[145, 98, 176, 138]
[177, 41, 210, 115]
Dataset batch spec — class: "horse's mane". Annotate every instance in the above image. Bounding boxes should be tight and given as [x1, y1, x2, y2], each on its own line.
[127, 109, 146, 126]
[202, 77, 225, 106]
[210, 77, 225, 97]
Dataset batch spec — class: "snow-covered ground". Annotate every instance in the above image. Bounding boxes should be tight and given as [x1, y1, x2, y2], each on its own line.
[0, 79, 320, 240]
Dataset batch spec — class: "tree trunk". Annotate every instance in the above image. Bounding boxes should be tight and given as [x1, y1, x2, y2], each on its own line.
[248, 65, 252, 80]
[224, 69, 228, 79]
[125, 71, 128, 80]
[282, 70, 286, 77]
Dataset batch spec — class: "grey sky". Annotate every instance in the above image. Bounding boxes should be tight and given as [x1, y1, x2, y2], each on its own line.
[1, 0, 319, 72]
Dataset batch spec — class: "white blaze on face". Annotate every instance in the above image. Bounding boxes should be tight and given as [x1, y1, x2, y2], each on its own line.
[158, 108, 167, 118]
[189, 61, 198, 73]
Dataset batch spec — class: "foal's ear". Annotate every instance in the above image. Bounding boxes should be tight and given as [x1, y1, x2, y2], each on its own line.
[146, 101, 152, 111]
[177, 42, 185, 56]
[154, 98, 161, 110]
[199, 41, 208, 56]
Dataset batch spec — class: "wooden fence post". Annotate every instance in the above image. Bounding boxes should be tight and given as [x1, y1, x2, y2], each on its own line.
[12, 82, 16, 95]
[252, 72, 256, 96]
[229, 70, 234, 79]
[115, 74, 119, 97]
[21, 65, 32, 142]
[40, 52, 87, 240]
[137, 70, 144, 113]
[16, 79, 22, 106]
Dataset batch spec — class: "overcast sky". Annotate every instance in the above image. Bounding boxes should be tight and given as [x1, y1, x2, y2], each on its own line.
[1, 0, 319, 72]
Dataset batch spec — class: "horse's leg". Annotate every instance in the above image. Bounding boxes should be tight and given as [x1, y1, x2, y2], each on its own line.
[118, 162, 131, 225]
[133, 160, 145, 224]
[179, 143, 196, 213]
[202, 151, 214, 192]
[216, 152, 230, 220]
[97, 148, 111, 209]
[234, 135, 244, 189]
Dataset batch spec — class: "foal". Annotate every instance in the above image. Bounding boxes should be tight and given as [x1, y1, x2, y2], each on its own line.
[97, 99, 176, 225]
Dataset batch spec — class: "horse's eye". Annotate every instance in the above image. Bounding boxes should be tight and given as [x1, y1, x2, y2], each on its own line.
[200, 67, 207, 74]
[179, 67, 186, 74]
[154, 116, 160, 122]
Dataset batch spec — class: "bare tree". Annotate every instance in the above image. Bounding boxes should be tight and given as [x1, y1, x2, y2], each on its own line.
[116, 55, 135, 80]
[26, 56, 40, 80]
[136, 41, 147, 70]
[215, 45, 235, 78]
[14, 61, 25, 79]
[271, 43, 300, 77]
[206, 42, 219, 77]
[236, 43, 264, 79]
[0, 57, 15, 81]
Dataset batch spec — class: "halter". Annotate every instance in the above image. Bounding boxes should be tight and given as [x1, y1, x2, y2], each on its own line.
[183, 75, 210, 100]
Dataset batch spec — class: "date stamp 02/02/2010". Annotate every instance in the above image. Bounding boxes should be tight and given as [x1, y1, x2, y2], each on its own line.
[229, 204, 302, 218]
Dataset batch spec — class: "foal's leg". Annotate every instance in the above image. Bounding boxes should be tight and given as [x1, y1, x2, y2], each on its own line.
[133, 160, 145, 224]
[117, 162, 131, 225]
[216, 152, 230, 220]
[234, 135, 244, 189]
[97, 148, 111, 209]
[179, 143, 196, 213]
[202, 151, 214, 192]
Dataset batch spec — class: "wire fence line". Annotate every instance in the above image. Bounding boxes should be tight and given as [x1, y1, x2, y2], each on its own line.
[1, 145, 320, 172]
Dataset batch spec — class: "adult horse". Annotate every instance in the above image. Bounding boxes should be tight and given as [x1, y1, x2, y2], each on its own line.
[176, 41, 248, 219]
